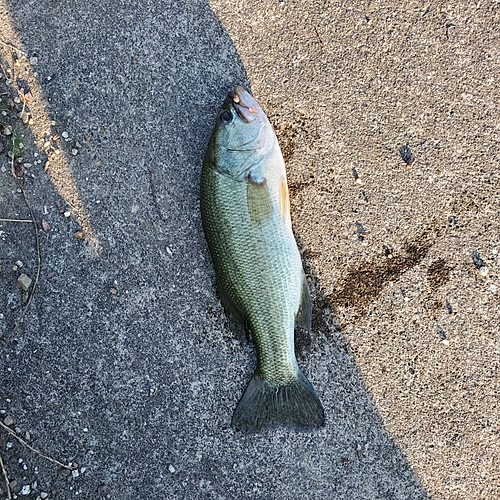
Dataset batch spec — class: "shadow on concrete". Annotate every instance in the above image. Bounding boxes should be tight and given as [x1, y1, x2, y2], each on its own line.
[1, 0, 429, 497]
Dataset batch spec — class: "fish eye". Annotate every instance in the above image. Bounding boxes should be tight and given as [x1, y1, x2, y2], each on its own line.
[220, 111, 232, 122]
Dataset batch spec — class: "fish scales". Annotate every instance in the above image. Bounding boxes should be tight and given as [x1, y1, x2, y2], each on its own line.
[200, 86, 324, 431]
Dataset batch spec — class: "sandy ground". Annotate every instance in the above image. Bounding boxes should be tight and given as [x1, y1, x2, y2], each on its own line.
[0, 0, 498, 498]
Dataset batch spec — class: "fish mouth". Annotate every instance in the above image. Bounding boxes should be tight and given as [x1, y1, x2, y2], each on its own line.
[229, 86, 260, 123]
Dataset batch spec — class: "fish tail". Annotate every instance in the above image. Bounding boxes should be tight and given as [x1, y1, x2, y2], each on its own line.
[231, 370, 325, 432]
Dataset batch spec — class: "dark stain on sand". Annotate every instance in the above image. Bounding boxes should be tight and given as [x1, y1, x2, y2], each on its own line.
[328, 222, 442, 320]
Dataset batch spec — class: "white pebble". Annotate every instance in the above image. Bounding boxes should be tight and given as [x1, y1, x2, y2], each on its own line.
[71, 149, 78, 156]
[16, 260, 24, 268]
[491, 284, 498, 293]
[479, 266, 489, 277]
[72, 469, 79, 478]
[441, 339, 450, 346]
[30, 56, 38, 65]
[40, 492, 48, 499]
[64, 210, 71, 218]
[62, 131, 69, 139]
[20, 484, 31, 495]
[168, 464, 176, 473]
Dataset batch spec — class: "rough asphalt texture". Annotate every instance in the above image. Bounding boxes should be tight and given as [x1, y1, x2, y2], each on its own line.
[0, 1, 498, 499]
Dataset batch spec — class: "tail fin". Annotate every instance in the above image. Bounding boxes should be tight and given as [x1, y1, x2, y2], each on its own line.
[231, 370, 325, 432]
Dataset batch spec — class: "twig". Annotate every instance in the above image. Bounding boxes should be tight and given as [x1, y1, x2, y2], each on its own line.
[314, 26, 325, 49]
[0, 38, 27, 56]
[0, 454, 12, 499]
[11, 178, 42, 337]
[0, 422, 75, 471]
[0, 218, 33, 223]
[147, 168, 165, 222]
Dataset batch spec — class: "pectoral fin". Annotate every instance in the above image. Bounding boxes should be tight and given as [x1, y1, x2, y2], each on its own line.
[247, 172, 273, 224]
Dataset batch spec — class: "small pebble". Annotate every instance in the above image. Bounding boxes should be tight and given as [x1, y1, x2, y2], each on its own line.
[18, 274, 32, 291]
[445, 298, 453, 313]
[64, 210, 71, 218]
[41, 492, 48, 499]
[491, 284, 498, 293]
[30, 56, 38, 65]
[71, 148, 78, 156]
[3, 126, 12, 136]
[168, 464, 176, 473]
[471, 250, 485, 269]
[441, 339, 450, 346]
[25, 431, 31, 440]
[479, 266, 488, 277]
[74, 231, 84, 239]
[21, 484, 31, 495]
[72, 469, 79, 478]
[437, 326, 446, 339]
[16, 260, 24, 268]
[62, 131, 69, 139]
[3, 415, 15, 426]
[110, 288, 118, 295]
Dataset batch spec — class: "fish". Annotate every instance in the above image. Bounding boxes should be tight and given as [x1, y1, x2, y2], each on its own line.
[200, 86, 325, 431]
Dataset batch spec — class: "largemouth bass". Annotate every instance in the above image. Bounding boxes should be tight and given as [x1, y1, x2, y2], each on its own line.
[200, 86, 324, 431]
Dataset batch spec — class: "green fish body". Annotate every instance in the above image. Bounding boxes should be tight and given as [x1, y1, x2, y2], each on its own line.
[200, 86, 324, 431]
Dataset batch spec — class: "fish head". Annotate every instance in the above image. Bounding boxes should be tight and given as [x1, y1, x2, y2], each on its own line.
[207, 86, 276, 180]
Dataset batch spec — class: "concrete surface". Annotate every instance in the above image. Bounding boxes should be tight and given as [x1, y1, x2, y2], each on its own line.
[0, 0, 498, 498]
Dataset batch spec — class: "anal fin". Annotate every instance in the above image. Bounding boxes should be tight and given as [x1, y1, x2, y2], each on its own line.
[295, 272, 312, 330]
